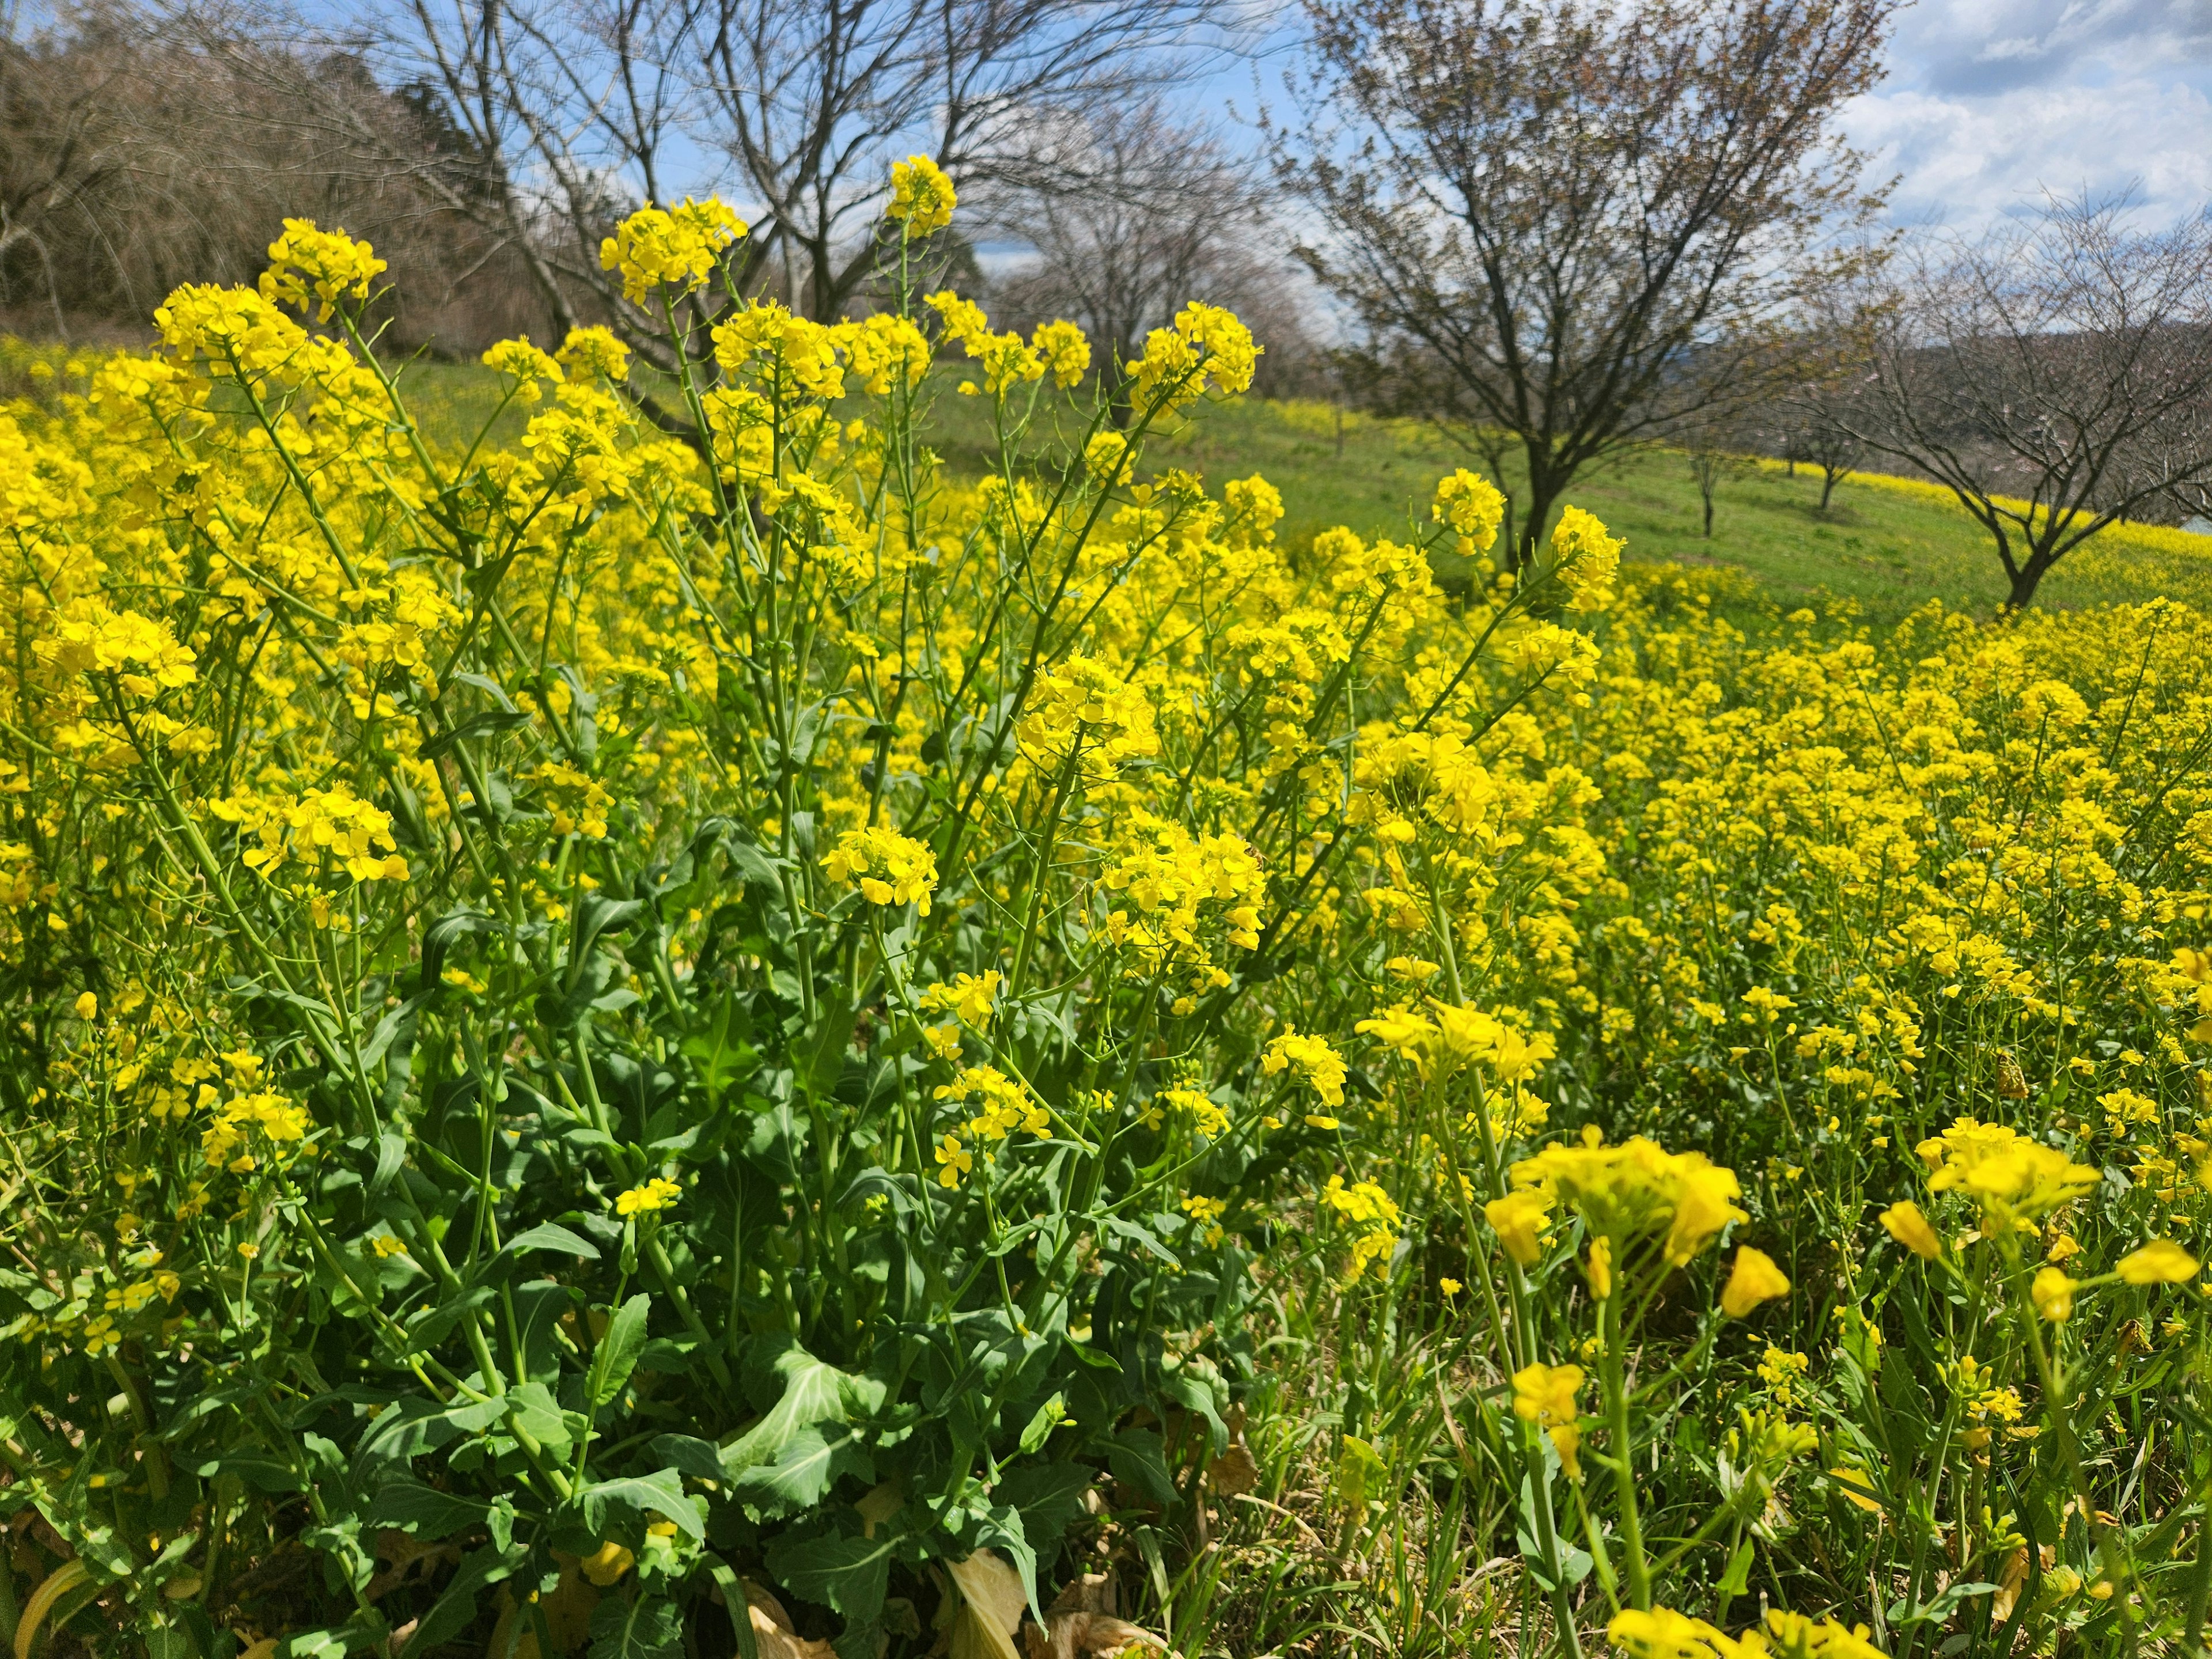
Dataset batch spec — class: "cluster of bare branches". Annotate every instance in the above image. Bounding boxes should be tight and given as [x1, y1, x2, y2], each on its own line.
[980, 99, 1325, 414]
[298, 0, 1255, 388]
[1275, 0, 1900, 569]
[0, 1, 551, 347]
[1838, 195, 2212, 608]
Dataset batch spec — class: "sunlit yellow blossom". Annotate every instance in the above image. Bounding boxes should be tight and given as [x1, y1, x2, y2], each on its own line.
[2031, 1266, 2077, 1321]
[615, 1177, 682, 1217]
[1512, 1362, 1585, 1480]
[1749, 1610, 1890, 1658]
[1484, 1189, 1554, 1266]
[885, 155, 957, 234]
[260, 219, 387, 320]
[1547, 505, 1623, 610]
[1606, 1607, 1749, 1659]
[919, 971, 1002, 1028]
[1263, 1028, 1348, 1108]
[1879, 1200, 1943, 1259]
[1430, 469, 1505, 554]
[1916, 1118, 2099, 1228]
[2116, 1239, 2199, 1284]
[1721, 1247, 1791, 1317]
[1510, 1129, 1745, 1266]
[1322, 1175, 1401, 1281]
[824, 826, 940, 913]
[600, 198, 747, 306]
[1128, 302, 1258, 411]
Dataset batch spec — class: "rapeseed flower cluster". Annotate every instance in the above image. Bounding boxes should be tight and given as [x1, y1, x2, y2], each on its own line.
[6, 172, 2206, 1658]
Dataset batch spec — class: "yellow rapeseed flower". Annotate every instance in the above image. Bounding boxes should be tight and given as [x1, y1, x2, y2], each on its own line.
[1484, 1189, 1554, 1266]
[2116, 1239, 2199, 1284]
[886, 155, 956, 234]
[1510, 1361, 1585, 1480]
[824, 826, 940, 914]
[1509, 1128, 1745, 1267]
[1721, 1246, 1791, 1317]
[2031, 1266, 2077, 1321]
[615, 1177, 682, 1217]
[1879, 1200, 1943, 1259]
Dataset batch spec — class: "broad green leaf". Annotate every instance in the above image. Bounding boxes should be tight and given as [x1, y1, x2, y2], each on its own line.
[1107, 1427, 1175, 1508]
[993, 1464, 1094, 1551]
[588, 1593, 683, 1659]
[502, 1222, 604, 1263]
[505, 1382, 576, 1456]
[589, 1293, 653, 1407]
[647, 1434, 725, 1482]
[764, 1530, 899, 1624]
[728, 1423, 874, 1516]
[363, 1480, 491, 1540]
[722, 1340, 879, 1478]
[579, 1468, 703, 1541]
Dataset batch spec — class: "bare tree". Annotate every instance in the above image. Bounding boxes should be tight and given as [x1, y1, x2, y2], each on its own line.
[1277, 0, 1896, 571]
[275, 0, 1247, 391]
[1779, 291, 1882, 511]
[1797, 402, 1864, 512]
[1, 1, 554, 348]
[985, 99, 1310, 416]
[1843, 194, 2212, 610]
[1679, 412, 1752, 539]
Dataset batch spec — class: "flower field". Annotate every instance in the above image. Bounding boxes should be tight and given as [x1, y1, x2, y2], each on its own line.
[2, 181, 2210, 1659]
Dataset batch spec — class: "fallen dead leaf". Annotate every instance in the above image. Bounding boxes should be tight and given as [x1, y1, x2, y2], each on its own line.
[743, 1580, 837, 1659]
[946, 1550, 1028, 1659]
[1020, 1574, 1167, 1659]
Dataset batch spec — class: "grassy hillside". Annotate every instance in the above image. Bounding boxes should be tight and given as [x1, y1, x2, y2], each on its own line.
[376, 356, 2212, 622]
[1096, 396, 2212, 623]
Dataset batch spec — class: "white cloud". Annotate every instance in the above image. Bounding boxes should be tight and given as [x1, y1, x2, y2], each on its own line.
[1847, 0, 2212, 227]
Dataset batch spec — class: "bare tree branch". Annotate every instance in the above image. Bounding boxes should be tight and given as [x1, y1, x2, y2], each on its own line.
[1841, 192, 2212, 609]
[1276, 0, 1897, 570]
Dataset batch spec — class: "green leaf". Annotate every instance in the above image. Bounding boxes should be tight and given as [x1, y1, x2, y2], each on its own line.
[589, 1294, 653, 1407]
[503, 1222, 604, 1263]
[793, 1001, 856, 1099]
[724, 1340, 878, 1476]
[729, 1424, 874, 1516]
[1017, 1394, 1065, 1456]
[588, 1594, 684, 1659]
[403, 1543, 526, 1655]
[993, 1464, 1094, 1551]
[1107, 1428, 1175, 1507]
[419, 708, 533, 761]
[1715, 1536, 1755, 1599]
[647, 1434, 725, 1482]
[363, 1480, 491, 1540]
[573, 892, 647, 964]
[505, 1381, 576, 1456]
[704, 1560, 763, 1659]
[764, 1531, 899, 1624]
[579, 1469, 703, 1541]
[683, 996, 757, 1101]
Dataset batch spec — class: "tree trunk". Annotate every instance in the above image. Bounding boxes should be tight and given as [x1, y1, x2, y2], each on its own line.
[1819, 468, 1838, 511]
[2006, 558, 2054, 611]
[1700, 486, 1714, 538]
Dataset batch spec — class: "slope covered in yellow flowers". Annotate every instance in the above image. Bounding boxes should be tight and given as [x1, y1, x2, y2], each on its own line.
[0, 191, 2208, 1659]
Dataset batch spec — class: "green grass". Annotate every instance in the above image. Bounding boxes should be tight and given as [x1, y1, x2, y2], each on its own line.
[1119, 397, 2212, 623]
[398, 362, 2212, 623]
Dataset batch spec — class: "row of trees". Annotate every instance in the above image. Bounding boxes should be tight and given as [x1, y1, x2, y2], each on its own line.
[7, 0, 2211, 607]
[1278, 0, 2212, 609]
